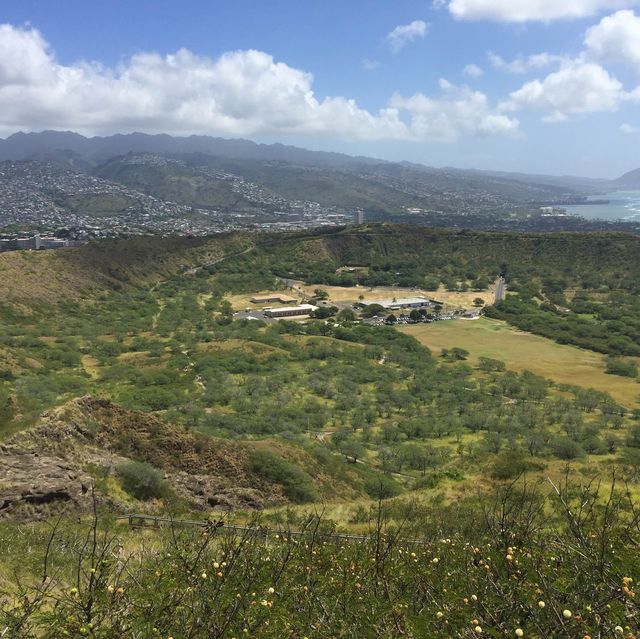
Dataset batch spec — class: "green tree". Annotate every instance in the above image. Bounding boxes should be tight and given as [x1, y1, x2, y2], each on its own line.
[364, 475, 401, 499]
[338, 438, 365, 463]
[336, 308, 356, 322]
[478, 357, 506, 372]
[313, 288, 329, 300]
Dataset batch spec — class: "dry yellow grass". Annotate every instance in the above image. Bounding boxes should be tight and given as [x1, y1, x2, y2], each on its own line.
[229, 284, 493, 310]
[401, 317, 640, 407]
[225, 290, 301, 310]
[293, 284, 493, 308]
[81, 355, 101, 379]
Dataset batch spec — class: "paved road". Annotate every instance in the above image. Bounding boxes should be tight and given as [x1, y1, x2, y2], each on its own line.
[494, 277, 507, 303]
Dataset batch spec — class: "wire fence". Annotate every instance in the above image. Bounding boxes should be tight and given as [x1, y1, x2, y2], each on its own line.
[117, 513, 430, 546]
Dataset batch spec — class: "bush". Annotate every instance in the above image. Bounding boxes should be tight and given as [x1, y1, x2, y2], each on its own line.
[605, 357, 638, 378]
[552, 437, 585, 460]
[117, 461, 168, 501]
[491, 453, 545, 480]
[249, 449, 317, 503]
[441, 347, 469, 361]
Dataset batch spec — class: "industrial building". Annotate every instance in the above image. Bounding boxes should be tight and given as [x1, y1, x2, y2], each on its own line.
[250, 294, 297, 304]
[361, 296, 437, 310]
[265, 304, 318, 318]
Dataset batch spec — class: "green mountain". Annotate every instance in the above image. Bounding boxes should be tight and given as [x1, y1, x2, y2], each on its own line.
[92, 152, 586, 217]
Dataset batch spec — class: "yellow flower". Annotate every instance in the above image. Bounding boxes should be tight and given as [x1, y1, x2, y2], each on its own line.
[474, 625, 482, 633]
[201, 572, 208, 579]
[562, 609, 572, 619]
[515, 629, 524, 637]
[268, 587, 275, 594]
[538, 601, 545, 608]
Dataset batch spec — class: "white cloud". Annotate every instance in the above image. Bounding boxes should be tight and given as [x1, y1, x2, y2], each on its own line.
[488, 51, 566, 73]
[463, 63, 484, 77]
[362, 58, 380, 71]
[585, 10, 640, 68]
[391, 80, 519, 141]
[503, 60, 627, 120]
[445, 0, 638, 22]
[386, 20, 428, 53]
[621, 122, 640, 132]
[0, 23, 517, 143]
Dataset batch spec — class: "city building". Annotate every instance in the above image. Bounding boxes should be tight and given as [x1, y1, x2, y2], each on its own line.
[0, 233, 71, 252]
[352, 210, 364, 225]
[265, 304, 318, 318]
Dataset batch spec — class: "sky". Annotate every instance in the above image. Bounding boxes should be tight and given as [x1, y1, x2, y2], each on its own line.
[1, 0, 640, 177]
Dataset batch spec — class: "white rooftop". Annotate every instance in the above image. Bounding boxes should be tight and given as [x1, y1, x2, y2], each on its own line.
[269, 304, 318, 313]
[362, 296, 431, 308]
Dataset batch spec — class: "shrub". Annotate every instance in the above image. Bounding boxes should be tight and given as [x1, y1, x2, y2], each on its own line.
[626, 424, 640, 449]
[249, 449, 317, 503]
[552, 437, 585, 460]
[491, 453, 545, 480]
[441, 347, 469, 361]
[117, 461, 168, 501]
[605, 357, 638, 378]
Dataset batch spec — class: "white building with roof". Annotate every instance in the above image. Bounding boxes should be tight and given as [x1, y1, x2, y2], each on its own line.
[360, 296, 435, 310]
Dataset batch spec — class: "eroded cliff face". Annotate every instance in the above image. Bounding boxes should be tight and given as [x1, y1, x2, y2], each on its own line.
[0, 396, 279, 520]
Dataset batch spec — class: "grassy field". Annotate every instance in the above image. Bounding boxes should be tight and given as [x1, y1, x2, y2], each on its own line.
[402, 317, 640, 407]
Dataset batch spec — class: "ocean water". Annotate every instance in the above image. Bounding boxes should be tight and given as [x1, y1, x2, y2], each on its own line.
[563, 191, 640, 221]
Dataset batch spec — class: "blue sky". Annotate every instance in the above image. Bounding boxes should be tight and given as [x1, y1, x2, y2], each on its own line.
[1, 0, 640, 177]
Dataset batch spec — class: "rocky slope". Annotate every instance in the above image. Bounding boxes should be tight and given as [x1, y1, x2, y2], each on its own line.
[0, 396, 317, 520]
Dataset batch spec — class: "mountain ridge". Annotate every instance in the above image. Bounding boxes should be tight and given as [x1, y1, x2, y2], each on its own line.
[615, 167, 640, 187]
[0, 130, 383, 168]
[0, 130, 617, 189]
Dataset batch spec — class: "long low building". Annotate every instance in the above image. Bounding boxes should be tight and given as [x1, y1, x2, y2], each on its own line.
[360, 296, 438, 310]
[265, 304, 318, 318]
[251, 294, 297, 304]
